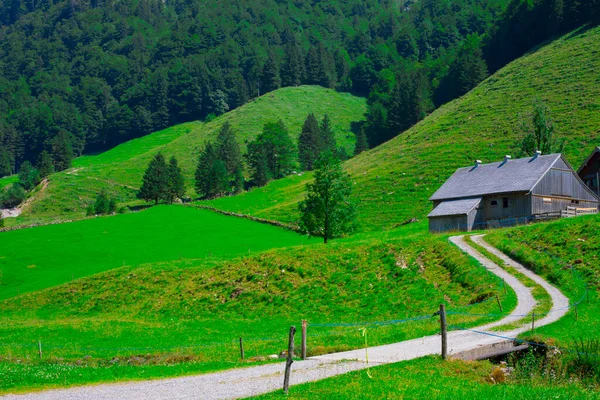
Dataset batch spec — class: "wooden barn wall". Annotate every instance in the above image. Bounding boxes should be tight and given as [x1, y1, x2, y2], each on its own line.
[533, 167, 598, 201]
[429, 215, 468, 233]
[482, 193, 531, 220]
[531, 196, 599, 214]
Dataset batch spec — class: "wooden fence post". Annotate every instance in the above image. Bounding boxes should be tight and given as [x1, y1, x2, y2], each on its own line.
[283, 326, 296, 394]
[531, 312, 535, 332]
[239, 337, 245, 360]
[38, 340, 42, 360]
[503, 278, 508, 294]
[575, 305, 579, 321]
[495, 294, 504, 313]
[440, 304, 447, 360]
[301, 320, 307, 360]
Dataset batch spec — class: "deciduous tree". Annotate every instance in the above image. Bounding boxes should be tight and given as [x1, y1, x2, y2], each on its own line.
[299, 152, 356, 243]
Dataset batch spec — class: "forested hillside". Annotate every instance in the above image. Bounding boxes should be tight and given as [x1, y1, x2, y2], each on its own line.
[207, 25, 600, 230]
[0, 0, 509, 177]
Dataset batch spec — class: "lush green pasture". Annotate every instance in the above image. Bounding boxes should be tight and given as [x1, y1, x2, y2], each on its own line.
[206, 26, 600, 230]
[12, 86, 366, 228]
[0, 224, 516, 393]
[254, 357, 597, 399]
[0, 205, 316, 300]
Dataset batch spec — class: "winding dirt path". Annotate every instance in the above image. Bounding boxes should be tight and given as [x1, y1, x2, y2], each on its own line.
[1, 235, 570, 400]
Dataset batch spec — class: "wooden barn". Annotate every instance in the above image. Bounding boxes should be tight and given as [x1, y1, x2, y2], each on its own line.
[428, 152, 599, 233]
[578, 147, 600, 196]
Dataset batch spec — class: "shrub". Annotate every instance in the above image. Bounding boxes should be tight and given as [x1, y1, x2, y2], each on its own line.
[0, 185, 26, 208]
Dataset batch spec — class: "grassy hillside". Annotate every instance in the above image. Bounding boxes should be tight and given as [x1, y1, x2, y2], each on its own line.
[0, 205, 316, 300]
[486, 214, 600, 345]
[206, 26, 600, 230]
[0, 222, 516, 393]
[5, 86, 366, 228]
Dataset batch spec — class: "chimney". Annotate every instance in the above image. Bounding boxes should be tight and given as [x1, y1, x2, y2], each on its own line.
[474, 160, 482, 167]
[503, 155, 512, 163]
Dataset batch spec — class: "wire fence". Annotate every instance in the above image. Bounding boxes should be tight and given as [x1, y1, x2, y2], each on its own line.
[1, 233, 594, 364]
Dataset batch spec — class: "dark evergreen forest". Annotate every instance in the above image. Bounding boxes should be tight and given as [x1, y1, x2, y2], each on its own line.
[0, 0, 597, 177]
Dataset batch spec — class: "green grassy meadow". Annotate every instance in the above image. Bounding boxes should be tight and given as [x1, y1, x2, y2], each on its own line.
[4, 86, 366, 229]
[0, 205, 316, 300]
[0, 219, 517, 393]
[205, 26, 600, 230]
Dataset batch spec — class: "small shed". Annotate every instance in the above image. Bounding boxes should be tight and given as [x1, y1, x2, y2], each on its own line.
[428, 153, 599, 233]
[577, 147, 600, 196]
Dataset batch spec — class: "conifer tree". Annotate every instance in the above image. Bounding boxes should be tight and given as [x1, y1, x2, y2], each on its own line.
[36, 150, 54, 179]
[233, 164, 245, 194]
[282, 41, 303, 87]
[260, 53, 281, 93]
[51, 131, 74, 171]
[319, 114, 336, 153]
[195, 142, 217, 198]
[138, 152, 169, 205]
[0, 210, 4, 228]
[299, 152, 356, 244]
[0, 149, 11, 178]
[354, 127, 369, 156]
[167, 155, 186, 203]
[298, 113, 320, 171]
[208, 160, 230, 198]
[216, 122, 242, 177]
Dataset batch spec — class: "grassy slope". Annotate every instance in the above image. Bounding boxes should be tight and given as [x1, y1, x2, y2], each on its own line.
[207, 26, 600, 230]
[486, 214, 599, 345]
[0, 205, 316, 300]
[7, 86, 366, 227]
[0, 223, 516, 393]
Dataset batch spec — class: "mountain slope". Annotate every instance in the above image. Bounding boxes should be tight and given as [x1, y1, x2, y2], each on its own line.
[206, 25, 600, 230]
[6, 86, 366, 227]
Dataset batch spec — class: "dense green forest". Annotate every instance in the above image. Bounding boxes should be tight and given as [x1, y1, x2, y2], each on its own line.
[0, 0, 598, 179]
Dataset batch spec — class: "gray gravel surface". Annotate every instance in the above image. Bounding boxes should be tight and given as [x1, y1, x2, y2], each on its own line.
[2, 235, 569, 400]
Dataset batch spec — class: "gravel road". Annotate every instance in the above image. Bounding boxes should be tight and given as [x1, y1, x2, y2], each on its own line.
[2, 235, 569, 400]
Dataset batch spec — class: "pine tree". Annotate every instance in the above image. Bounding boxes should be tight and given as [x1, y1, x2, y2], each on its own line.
[167, 156, 186, 203]
[305, 47, 323, 85]
[233, 164, 245, 194]
[319, 114, 336, 153]
[298, 113, 321, 171]
[0, 149, 12, 178]
[298, 152, 356, 244]
[247, 120, 295, 186]
[0, 210, 4, 228]
[216, 122, 242, 176]
[354, 127, 369, 156]
[195, 142, 217, 198]
[260, 53, 281, 93]
[282, 41, 303, 87]
[138, 152, 169, 205]
[51, 131, 74, 172]
[208, 160, 230, 198]
[36, 150, 54, 179]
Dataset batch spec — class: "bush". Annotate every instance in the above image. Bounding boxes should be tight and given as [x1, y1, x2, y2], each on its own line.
[0, 185, 26, 208]
[88, 191, 118, 216]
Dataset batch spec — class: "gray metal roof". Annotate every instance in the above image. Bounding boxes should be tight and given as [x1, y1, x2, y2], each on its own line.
[428, 197, 481, 218]
[430, 154, 562, 201]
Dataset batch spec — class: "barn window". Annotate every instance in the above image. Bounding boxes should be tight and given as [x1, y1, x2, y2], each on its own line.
[502, 197, 509, 208]
[571, 200, 580, 205]
[490, 200, 498, 208]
